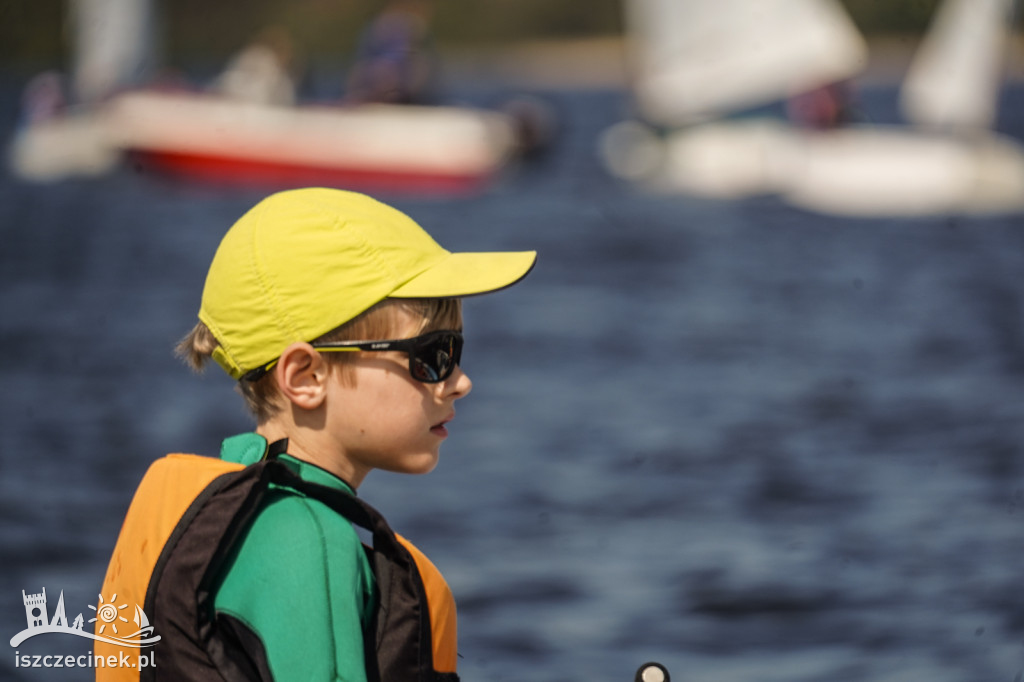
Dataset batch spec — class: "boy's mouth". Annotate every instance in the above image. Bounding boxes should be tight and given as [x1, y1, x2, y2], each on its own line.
[430, 414, 454, 437]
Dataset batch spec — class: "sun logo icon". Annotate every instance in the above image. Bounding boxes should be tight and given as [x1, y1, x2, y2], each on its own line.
[88, 593, 129, 635]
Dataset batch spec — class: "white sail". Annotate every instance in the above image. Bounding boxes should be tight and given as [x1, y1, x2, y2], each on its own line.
[900, 0, 1017, 131]
[133, 604, 150, 630]
[69, 0, 159, 103]
[625, 0, 868, 126]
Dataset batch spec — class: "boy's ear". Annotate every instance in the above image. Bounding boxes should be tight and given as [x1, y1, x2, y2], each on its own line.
[273, 343, 329, 410]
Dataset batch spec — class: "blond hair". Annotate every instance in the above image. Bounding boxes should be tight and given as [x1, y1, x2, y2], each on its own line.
[176, 298, 462, 423]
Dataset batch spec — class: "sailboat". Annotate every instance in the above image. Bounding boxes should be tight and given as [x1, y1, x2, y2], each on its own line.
[126, 603, 156, 640]
[601, 0, 1024, 216]
[10, 89, 518, 195]
[784, 0, 1024, 215]
[8, 0, 521, 195]
[100, 90, 517, 194]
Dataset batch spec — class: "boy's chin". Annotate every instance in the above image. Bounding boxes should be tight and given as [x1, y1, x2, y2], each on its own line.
[387, 452, 440, 476]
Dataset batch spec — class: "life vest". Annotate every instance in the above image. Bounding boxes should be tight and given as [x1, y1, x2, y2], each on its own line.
[95, 448, 459, 682]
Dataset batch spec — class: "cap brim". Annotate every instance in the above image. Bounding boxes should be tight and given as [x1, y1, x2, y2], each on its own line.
[390, 250, 536, 298]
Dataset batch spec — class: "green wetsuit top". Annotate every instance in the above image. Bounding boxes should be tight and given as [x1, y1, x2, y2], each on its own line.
[213, 433, 378, 682]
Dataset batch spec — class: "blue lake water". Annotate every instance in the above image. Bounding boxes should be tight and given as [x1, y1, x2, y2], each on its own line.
[2, 76, 1024, 682]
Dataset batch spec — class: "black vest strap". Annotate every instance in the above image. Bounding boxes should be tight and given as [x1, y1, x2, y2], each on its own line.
[265, 437, 289, 459]
[265, 461, 405, 560]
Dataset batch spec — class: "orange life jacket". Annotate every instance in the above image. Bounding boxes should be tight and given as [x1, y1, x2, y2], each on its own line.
[95, 450, 459, 681]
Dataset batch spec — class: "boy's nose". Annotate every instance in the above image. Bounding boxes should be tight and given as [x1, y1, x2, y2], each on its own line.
[447, 365, 472, 399]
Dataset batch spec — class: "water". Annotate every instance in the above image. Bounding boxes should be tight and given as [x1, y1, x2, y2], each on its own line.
[2, 80, 1024, 681]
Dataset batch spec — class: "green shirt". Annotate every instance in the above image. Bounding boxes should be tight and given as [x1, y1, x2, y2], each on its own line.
[213, 433, 377, 682]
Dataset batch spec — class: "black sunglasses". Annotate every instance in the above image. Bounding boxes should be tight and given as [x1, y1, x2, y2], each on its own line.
[241, 330, 464, 384]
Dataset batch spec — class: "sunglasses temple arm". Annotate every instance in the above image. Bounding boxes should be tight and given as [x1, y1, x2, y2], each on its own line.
[242, 347, 361, 383]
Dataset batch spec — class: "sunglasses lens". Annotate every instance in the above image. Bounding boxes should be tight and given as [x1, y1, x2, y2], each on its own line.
[410, 332, 461, 383]
[411, 357, 441, 382]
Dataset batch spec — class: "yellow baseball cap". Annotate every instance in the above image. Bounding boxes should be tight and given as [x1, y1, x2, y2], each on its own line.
[199, 188, 536, 380]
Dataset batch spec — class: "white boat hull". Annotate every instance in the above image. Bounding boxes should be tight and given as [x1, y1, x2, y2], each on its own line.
[10, 90, 518, 195]
[601, 119, 1024, 216]
[785, 128, 1024, 216]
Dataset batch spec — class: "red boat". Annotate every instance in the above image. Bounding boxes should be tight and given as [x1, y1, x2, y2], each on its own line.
[10, 90, 520, 196]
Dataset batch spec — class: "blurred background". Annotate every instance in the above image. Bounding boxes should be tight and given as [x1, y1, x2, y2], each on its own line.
[3, 1, 1024, 681]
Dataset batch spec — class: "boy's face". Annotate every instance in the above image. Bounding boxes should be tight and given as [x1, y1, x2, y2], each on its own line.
[323, 307, 472, 481]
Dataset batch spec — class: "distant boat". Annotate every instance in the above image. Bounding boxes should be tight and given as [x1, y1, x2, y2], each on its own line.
[106, 90, 518, 195]
[601, 0, 1024, 217]
[784, 0, 1024, 216]
[8, 0, 525, 196]
[9, 90, 520, 196]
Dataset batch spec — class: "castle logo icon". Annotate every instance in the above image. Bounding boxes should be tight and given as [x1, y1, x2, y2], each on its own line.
[10, 588, 161, 649]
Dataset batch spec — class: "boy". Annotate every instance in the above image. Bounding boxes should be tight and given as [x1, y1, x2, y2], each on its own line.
[95, 188, 536, 682]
